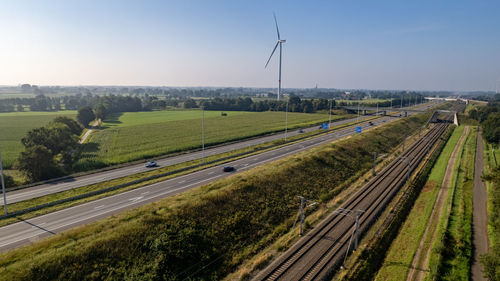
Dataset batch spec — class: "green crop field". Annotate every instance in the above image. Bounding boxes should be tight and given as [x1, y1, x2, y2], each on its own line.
[79, 110, 345, 169]
[0, 111, 77, 168]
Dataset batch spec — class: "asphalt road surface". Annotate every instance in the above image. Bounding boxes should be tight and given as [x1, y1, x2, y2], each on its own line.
[0, 115, 397, 252]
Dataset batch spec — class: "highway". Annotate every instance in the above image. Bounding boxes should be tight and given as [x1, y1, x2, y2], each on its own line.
[1, 115, 374, 206]
[0, 115, 398, 252]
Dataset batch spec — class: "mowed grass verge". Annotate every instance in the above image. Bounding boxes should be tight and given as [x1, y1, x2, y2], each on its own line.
[77, 110, 344, 170]
[374, 125, 464, 281]
[0, 114, 429, 281]
[0, 111, 77, 168]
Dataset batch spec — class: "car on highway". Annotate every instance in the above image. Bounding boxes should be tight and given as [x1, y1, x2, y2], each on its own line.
[368, 121, 374, 126]
[298, 128, 304, 133]
[223, 166, 235, 172]
[145, 161, 158, 168]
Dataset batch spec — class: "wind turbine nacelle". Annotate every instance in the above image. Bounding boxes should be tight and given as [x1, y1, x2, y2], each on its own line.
[279, 40, 286, 43]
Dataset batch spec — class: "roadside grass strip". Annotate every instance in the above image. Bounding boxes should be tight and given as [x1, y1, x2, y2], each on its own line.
[374, 125, 464, 281]
[435, 127, 477, 280]
[0, 117, 380, 227]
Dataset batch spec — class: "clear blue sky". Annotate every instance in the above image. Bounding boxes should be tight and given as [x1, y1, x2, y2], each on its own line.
[0, 0, 499, 91]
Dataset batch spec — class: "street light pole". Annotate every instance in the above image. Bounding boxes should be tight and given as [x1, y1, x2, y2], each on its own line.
[285, 98, 289, 141]
[0, 152, 7, 214]
[357, 97, 360, 123]
[390, 93, 393, 114]
[328, 98, 333, 129]
[201, 106, 205, 164]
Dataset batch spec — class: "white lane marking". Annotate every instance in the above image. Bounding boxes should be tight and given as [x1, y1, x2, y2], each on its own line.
[141, 191, 150, 195]
[93, 205, 105, 210]
[178, 180, 186, 184]
[207, 171, 214, 175]
[128, 196, 144, 202]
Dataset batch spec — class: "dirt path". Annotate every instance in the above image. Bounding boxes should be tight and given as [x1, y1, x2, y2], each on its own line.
[406, 126, 469, 281]
[79, 119, 100, 144]
[472, 129, 489, 281]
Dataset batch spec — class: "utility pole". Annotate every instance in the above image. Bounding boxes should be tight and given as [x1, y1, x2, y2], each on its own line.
[202, 106, 205, 163]
[295, 196, 317, 236]
[403, 156, 413, 182]
[299, 196, 304, 235]
[335, 208, 365, 270]
[285, 98, 289, 141]
[372, 152, 377, 176]
[354, 210, 361, 249]
[0, 152, 7, 214]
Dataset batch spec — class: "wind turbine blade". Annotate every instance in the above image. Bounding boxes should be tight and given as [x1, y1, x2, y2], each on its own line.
[265, 42, 279, 68]
[273, 12, 280, 40]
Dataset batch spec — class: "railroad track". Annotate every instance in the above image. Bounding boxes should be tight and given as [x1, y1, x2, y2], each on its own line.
[254, 118, 451, 281]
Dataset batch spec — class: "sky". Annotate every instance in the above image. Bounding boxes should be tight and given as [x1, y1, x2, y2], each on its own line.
[0, 0, 499, 91]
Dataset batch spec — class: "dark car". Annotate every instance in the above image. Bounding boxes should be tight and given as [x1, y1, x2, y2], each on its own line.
[145, 161, 158, 168]
[223, 166, 235, 172]
[368, 121, 374, 126]
[298, 128, 304, 133]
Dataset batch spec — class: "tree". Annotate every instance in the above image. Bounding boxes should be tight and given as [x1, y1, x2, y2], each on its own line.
[52, 116, 83, 136]
[14, 145, 61, 181]
[482, 112, 500, 144]
[183, 98, 198, 108]
[94, 104, 107, 120]
[77, 106, 95, 128]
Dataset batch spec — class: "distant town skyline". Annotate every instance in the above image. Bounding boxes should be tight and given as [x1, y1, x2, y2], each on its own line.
[0, 0, 499, 92]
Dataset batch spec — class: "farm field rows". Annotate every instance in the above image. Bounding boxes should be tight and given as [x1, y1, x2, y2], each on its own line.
[79, 110, 344, 169]
[0, 111, 77, 167]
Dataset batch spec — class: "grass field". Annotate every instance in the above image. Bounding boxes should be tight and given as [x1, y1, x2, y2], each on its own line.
[0, 111, 77, 168]
[374, 125, 464, 281]
[78, 110, 344, 170]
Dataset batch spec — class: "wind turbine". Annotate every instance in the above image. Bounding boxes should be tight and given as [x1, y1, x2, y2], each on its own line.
[265, 13, 286, 101]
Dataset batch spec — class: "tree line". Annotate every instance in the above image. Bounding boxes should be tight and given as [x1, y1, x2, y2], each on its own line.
[191, 95, 332, 113]
[0, 94, 181, 113]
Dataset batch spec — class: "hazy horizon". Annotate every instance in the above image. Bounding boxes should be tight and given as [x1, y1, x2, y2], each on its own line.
[1, 0, 499, 92]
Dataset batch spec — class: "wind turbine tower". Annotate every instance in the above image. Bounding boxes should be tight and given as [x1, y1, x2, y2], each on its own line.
[265, 13, 286, 101]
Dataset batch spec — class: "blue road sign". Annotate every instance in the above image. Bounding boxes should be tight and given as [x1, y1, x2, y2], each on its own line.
[356, 126, 362, 133]
[322, 123, 328, 129]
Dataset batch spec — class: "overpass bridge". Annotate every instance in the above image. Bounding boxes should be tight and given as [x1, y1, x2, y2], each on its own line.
[341, 106, 427, 117]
